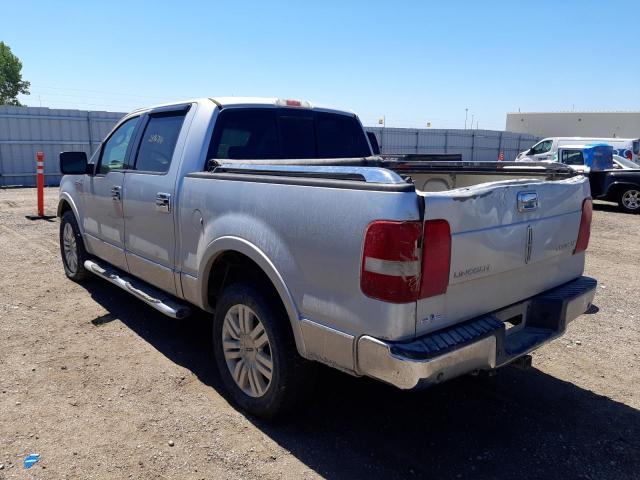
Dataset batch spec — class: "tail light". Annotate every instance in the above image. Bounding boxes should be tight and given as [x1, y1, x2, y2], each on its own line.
[361, 221, 422, 303]
[361, 219, 451, 303]
[625, 150, 633, 161]
[420, 220, 452, 298]
[573, 198, 593, 254]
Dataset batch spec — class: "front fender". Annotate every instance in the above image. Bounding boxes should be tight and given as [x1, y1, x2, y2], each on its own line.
[197, 236, 307, 357]
[57, 191, 83, 234]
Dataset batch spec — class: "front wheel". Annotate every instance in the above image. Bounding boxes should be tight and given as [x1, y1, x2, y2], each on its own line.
[213, 283, 314, 420]
[618, 188, 640, 213]
[59, 211, 90, 281]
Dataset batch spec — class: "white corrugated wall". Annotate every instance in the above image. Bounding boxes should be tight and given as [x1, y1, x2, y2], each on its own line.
[0, 106, 124, 186]
[0, 106, 539, 187]
[365, 127, 539, 162]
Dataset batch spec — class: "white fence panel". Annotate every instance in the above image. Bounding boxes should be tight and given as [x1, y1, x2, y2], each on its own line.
[0, 106, 540, 187]
[0, 106, 124, 186]
[366, 127, 539, 162]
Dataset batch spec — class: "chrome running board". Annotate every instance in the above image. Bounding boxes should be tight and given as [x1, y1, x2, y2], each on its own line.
[84, 259, 191, 319]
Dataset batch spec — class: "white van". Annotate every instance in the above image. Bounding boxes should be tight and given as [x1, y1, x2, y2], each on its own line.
[516, 137, 640, 163]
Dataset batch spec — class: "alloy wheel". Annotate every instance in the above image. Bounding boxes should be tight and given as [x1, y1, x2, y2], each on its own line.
[222, 304, 273, 398]
[63, 223, 78, 273]
[622, 190, 640, 210]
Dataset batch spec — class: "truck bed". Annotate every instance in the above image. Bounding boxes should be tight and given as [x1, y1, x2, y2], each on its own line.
[194, 159, 589, 340]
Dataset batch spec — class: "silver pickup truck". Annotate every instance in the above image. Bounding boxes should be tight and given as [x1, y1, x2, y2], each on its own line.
[57, 97, 597, 419]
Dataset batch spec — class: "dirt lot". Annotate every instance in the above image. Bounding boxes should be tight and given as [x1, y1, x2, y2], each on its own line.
[0, 187, 639, 480]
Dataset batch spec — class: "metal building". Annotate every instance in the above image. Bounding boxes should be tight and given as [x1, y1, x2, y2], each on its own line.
[506, 111, 640, 138]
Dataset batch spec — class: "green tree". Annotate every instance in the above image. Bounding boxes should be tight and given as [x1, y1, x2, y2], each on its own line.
[0, 42, 30, 105]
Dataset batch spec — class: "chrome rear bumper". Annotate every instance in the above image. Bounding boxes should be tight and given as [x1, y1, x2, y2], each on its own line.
[356, 276, 597, 390]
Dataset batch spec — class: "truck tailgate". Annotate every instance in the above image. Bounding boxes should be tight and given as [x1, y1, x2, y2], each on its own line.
[416, 175, 591, 336]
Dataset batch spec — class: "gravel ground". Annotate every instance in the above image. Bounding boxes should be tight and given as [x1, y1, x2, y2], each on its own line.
[0, 187, 638, 480]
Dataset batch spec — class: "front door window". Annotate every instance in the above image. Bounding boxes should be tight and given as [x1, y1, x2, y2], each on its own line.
[98, 117, 140, 174]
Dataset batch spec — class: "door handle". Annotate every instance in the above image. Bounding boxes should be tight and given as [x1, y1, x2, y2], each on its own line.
[111, 185, 121, 201]
[155, 192, 172, 213]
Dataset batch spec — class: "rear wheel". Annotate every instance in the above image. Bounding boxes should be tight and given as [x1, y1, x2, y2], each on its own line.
[618, 188, 640, 213]
[213, 283, 314, 420]
[222, 303, 274, 398]
[59, 211, 90, 281]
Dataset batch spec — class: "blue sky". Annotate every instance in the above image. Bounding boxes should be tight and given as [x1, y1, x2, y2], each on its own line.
[2, 0, 639, 129]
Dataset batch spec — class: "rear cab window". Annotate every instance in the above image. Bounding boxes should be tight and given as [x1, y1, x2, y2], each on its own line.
[561, 150, 584, 165]
[316, 112, 372, 158]
[212, 109, 279, 160]
[208, 107, 370, 161]
[279, 111, 316, 158]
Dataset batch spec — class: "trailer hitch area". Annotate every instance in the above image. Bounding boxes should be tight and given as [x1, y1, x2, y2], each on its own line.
[511, 354, 533, 370]
[469, 368, 498, 378]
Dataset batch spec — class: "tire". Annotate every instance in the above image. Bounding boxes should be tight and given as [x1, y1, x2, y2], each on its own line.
[213, 283, 315, 420]
[618, 188, 640, 213]
[59, 210, 90, 281]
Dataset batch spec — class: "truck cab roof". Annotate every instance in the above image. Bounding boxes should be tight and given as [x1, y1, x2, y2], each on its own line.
[130, 97, 354, 116]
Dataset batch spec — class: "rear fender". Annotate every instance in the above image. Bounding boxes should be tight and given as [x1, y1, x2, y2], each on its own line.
[198, 236, 306, 357]
[605, 181, 640, 198]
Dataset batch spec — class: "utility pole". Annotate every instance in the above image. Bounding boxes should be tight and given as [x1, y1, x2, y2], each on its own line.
[464, 108, 468, 129]
[471, 114, 474, 130]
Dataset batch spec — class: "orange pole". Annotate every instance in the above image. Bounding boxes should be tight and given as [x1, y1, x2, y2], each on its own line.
[36, 151, 44, 217]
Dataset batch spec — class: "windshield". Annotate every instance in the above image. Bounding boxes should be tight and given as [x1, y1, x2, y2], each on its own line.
[209, 108, 371, 160]
[530, 140, 553, 155]
[613, 155, 639, 169]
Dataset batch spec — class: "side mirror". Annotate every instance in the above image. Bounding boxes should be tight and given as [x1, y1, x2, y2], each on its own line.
[60, 151, 92, 175]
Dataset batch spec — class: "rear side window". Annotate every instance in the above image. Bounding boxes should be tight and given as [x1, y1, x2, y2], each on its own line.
[209, 108, 371, 160]
[561, 150, 584, 165]
[633, 140, 639, 155]
[134, 113, 186, 173]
